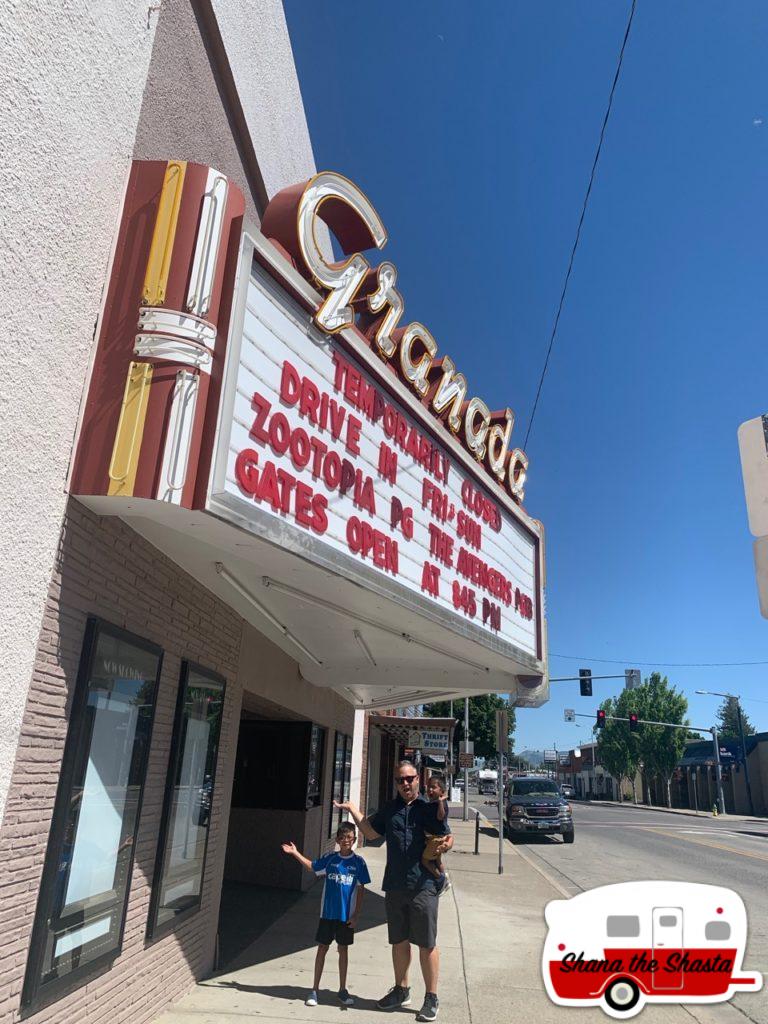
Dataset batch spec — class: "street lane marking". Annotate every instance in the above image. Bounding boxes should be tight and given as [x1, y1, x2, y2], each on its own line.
[576, 823, 764, 839]
[642, 826, 768, 863]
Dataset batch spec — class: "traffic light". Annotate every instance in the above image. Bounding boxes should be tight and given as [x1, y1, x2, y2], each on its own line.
[629, 713, 639, 732]
[579, 668, 593, 697]
[596, 709, 606, 730]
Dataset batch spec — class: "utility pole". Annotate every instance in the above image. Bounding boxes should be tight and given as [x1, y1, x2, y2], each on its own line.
[498, 752, 505, 874]
[449, 698, 454, 793]
[696, 690, 754, 817]
[736, 701, 755, 817]
[463, 697, 469, 822]
[711, 726, 726, 816]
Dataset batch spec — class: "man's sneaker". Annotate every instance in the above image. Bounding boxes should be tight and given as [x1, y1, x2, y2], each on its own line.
[377, 985, 411, 1010]
[416, 993, 439, 1021]
[305, 990, 318, 1006]
[338, 988, 354, 1006]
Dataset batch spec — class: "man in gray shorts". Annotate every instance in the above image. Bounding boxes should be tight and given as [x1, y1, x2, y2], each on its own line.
[336, 760, 453, 1021]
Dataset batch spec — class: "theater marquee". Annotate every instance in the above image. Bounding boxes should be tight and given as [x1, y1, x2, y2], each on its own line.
[209, 259, 541, 659]
[71, 160, 547, 704]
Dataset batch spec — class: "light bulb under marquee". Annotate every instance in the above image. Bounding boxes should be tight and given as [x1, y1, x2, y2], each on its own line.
[291, 171, 529, 503]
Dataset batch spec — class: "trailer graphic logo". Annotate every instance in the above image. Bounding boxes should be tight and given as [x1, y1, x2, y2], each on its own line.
[543, 881, 762, 1018]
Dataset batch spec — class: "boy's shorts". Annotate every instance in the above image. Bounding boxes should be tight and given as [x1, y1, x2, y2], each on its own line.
[316, 918, 355, 946]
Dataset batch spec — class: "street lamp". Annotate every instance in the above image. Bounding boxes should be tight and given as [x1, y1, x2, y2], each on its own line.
[695, 690, 754, 816]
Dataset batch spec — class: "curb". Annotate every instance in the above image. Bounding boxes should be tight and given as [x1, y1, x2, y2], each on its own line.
[580, 799, 767, 824]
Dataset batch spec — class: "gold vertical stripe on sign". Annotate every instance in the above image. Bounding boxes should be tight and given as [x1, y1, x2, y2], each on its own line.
[142, 160, 187, 306]
[107, 361, 154, 496]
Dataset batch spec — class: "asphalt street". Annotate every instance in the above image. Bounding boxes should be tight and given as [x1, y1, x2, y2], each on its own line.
[464, 789, 768, 1022]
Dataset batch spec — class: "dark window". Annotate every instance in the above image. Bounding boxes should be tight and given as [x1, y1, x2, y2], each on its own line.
[147, 663, 226, 940]
[22, 619, 162, 1011]
[329, 732, 353, 837]
[510, 779, 560, 797]
[232, 720, 326, 810]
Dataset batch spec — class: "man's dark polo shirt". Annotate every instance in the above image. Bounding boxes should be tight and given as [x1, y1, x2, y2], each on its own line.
[367, 795, 451, 893]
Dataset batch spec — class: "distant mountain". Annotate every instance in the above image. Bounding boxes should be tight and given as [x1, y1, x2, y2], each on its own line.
[516, 749, 545, 766]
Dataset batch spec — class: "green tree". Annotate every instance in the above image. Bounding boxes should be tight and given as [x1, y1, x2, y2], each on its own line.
[596, 690, 643, 803]
[634, 673, 689, 807]
[424, 695, 515, 759]
[716, 696, 755, 740]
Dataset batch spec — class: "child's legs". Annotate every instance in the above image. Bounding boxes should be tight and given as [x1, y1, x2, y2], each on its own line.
[313, 944, 329, 989]
[338, 943, 348, 989]
[421, 854, 442, 880]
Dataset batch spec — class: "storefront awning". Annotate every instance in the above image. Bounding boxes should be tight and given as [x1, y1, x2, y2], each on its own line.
[369, 716, 456, 749]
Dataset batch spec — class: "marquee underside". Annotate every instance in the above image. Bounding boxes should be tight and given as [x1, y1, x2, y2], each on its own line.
[78, 496, 548, 710]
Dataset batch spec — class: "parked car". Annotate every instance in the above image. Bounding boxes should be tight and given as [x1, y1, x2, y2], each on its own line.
[560, 784, 575, 799]
[505, 775, 574, 844]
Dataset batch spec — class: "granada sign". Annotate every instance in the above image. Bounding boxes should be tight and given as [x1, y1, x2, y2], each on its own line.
[260, 172, 529, 505]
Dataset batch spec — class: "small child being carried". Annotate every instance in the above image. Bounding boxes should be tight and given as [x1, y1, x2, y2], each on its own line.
[422, 773, 450, 893]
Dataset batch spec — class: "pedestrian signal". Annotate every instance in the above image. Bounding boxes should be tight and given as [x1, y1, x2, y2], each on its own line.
[579, 668, 592, 697]
[596, 709, 606, 730]
[629, 713, 639, 732]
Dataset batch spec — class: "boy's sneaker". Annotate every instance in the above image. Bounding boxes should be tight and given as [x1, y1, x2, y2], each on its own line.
[416, 993, 439, 1021]
[377, 984, 411, 1009]
[338, 988, 354, 1006]
[437, 874, 451, 897]
[305, 990, 318, 1006]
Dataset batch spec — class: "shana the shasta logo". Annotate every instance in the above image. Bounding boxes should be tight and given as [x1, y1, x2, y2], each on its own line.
[542, 881, 762, 1018]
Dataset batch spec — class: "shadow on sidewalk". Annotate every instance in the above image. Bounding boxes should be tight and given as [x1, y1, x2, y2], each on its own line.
[207, 980, 381, 1009]
[217, 880, 388, 970]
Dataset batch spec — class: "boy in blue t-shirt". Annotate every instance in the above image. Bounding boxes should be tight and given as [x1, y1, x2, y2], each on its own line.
[281, 821, 371, 1007]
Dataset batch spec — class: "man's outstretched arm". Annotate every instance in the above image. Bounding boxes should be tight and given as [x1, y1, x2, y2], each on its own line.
[334, 800, 381, 842]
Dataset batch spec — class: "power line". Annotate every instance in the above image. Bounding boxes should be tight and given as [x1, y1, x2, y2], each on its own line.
[551, 652, 768, 669]
[523, 0, 638, 449]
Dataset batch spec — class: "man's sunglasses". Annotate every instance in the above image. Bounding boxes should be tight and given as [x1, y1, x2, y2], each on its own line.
[396, 775, 418, 785]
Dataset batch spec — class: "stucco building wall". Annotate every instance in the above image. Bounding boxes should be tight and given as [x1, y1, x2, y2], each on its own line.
[0, 0, 161, 826]
[0, 0, 319, 826]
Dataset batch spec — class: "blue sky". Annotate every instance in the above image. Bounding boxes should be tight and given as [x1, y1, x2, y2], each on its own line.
[283, 1, 768, 751]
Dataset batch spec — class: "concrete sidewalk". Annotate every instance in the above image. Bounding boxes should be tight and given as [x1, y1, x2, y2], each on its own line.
[152, 815, 751, 1024]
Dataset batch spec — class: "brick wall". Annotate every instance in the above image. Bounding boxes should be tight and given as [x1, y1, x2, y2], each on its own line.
[0, 499, 244, 1024]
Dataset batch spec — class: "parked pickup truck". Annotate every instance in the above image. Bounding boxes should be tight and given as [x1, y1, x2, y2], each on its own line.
[505, 775, 574, 843]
